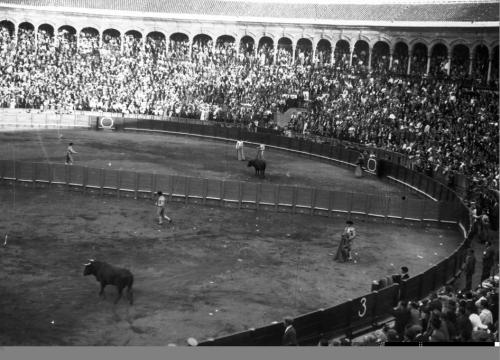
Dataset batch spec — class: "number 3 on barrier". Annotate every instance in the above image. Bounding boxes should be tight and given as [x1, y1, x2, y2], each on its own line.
[358, 297, 367, 318]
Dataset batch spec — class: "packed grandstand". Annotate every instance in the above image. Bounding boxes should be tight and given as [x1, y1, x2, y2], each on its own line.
[0, 0, 498, 346]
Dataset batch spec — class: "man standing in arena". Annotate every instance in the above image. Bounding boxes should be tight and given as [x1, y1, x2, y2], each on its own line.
[155, 191, 172, 225]
[256, 143, 265, 160]
[65, 142, 78, 165]
[235, 140, 245, 161]
[335, 220, 356, 262]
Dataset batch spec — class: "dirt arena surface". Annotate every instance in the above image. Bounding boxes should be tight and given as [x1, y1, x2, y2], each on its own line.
[0, 128, 460, 345]
[0, 129, 420, 198]
[0, 186, 460, 346]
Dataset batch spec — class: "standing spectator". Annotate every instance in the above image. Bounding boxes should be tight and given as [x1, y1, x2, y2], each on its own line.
[65, 142, 78, 165]
[401, 266, 410, 280]
[391, 300, 411, 339]
[464, 248, 476, 290]
[235, 140, 245, 161]
[282, 316, 298, 346]
[429, 317, 448, 342]
[477, 299, 493, 327]
[155, 191, 172, 225]
[408, 301, 421, 327]
[481, 241, 495, 281]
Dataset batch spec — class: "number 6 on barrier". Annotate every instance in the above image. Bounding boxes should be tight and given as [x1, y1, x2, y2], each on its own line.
[358, 297, 367, 318]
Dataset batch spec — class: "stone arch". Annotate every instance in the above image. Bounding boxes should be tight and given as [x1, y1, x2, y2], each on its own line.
[240, 35, 255, 55]
[170, 32, 189, 42]
[392, 41, 409, 74]
[102, 28, 121, 51]
[429, 39, 449, 53]
[168, 32, 189, 59]
[411, 42, 428, 75]
[430, 43, 449, 75]
[295, 38, 312, 65]
[38, 23, 54, 36]
[451, 44, 470, 77]
[257, 36, 274, 65]
[315, 38, 332, 65]
[216, 34, 236, 47]
[371, 41, 390, 72]
[191, 34, 213, 61]
[353, 39, 370, 68]
[145, 31, 166, 56]
[0, 20, 16, 38]
[17, 22, 35, 47]
[473, 44, 489, 82]
[334, 39, 350, 68]
[277, 37, 293, 65]
[79, 27, 100, 53]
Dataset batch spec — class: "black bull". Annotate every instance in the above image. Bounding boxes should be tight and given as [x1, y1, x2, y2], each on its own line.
[83, 260, 134, 304]
[248, 159, 266, 178]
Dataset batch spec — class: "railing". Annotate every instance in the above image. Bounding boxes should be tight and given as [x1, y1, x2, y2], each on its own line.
[0, 108, 91, 130]
[0, 161, 457, 223]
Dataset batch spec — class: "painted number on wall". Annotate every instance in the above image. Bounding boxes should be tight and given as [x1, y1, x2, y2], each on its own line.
[358, 297, 367, 318]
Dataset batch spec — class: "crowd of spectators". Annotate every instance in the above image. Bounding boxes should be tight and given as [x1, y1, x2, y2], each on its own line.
[350, 276, 499, 345]
[0, 24, 498, 197]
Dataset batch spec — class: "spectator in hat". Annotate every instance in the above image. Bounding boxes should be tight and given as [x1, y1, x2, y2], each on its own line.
[282, 316, 298, 346]
[401, 266, 410, 280]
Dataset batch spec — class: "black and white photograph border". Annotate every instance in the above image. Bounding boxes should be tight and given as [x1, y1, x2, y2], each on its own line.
[0, 0, 498, 359]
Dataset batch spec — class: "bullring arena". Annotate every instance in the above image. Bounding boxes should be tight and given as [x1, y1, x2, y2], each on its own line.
[0, 0, 499, 349]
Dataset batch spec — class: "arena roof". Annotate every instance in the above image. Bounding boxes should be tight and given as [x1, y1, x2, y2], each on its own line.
[0, 0, 498, 23]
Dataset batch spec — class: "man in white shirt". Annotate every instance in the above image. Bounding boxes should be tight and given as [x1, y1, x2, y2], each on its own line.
[235, 140, 245, 161]
[65, 142, 78, 165]
[155, 191, 172, 225]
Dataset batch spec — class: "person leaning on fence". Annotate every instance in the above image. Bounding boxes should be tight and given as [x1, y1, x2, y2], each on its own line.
[155, 191, 172, 225]
[235, 140, 245, 161]
[65, 142, 77, 165]
[282, 316, 298, 346]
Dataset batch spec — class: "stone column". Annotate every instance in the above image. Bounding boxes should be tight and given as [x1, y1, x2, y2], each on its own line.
[34, 27, 38, 50]
[273, 43, 277, 65]
[426, 50, 431, 75]
[312, 42, 316, 64]
[349, 49, 354, 68]
[368, 46, 372, 71]
[447, 56, 451, 76]
[330, 47, 334, 65]
[487, 57, 492, 82]
[389, 51, 393, 71]
[469, 54, 473, 75]
[120, 33, 124, 53]
[292, 44, 296, 65]
[407, 51, 412, 75]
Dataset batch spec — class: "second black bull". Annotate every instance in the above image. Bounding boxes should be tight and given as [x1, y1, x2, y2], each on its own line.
[247, 159, 266, 178]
